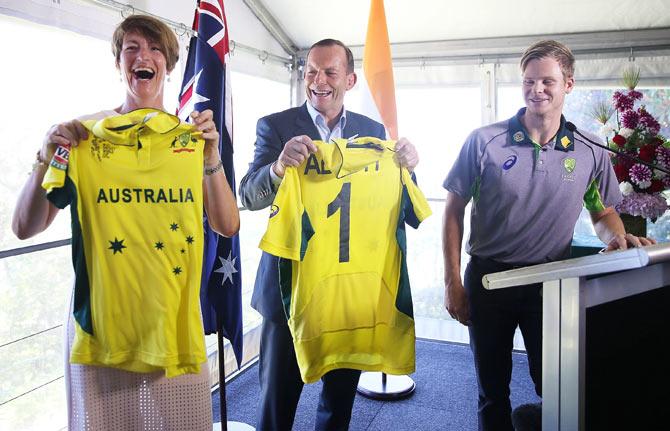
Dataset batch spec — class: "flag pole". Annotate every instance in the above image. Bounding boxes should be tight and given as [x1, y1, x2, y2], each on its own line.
[213, 319, 254, 431]
[178, 1, 252, 429]
[355, 0, 416, 401]
[357, 371, 415, 400]
[217, 319, 229, 430]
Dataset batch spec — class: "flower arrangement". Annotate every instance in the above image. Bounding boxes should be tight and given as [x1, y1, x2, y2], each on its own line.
[593, 67, 670, 221]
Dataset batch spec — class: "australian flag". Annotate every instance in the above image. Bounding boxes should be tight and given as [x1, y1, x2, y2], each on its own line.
[178, 0, 242, 367]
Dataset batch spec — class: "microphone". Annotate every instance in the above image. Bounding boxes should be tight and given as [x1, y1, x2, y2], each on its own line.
[565, 121, 670, 175]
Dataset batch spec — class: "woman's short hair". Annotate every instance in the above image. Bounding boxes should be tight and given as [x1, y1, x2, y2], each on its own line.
[520, 40, 575, 79]
[112, 15, 180, 72]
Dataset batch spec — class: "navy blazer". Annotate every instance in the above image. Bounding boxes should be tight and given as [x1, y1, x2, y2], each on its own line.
[239, 103, 386, 322]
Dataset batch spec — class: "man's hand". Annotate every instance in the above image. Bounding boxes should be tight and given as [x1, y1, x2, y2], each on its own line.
[394, 137, 419, 172]
[272, 135, 317, 177]
[605, 233, 656, 251]
[445, 278, 470, 326]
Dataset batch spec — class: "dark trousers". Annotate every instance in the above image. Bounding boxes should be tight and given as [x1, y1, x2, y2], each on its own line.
[465, 256, 543, 431]
[256, 318, 361, 431]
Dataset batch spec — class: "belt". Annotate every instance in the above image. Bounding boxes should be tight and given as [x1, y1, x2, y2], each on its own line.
[470, 255, 537, 272]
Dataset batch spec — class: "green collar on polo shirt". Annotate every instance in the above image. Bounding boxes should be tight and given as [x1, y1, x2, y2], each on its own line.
[508, 108, 575, 152]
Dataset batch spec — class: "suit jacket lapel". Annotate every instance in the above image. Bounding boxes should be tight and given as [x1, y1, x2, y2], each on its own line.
[343, 110, 359, 139]
[295, 103, 321, 141]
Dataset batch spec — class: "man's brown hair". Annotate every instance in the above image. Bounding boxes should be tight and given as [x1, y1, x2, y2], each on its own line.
[308, 39, 355, 73]
[520, 40, 575, 79]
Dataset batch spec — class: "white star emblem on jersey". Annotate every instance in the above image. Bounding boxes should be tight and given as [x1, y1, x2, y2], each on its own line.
[214, 251, 237, 286]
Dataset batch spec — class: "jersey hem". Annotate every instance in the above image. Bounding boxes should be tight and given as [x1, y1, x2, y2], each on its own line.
[301, 364, 416, 384]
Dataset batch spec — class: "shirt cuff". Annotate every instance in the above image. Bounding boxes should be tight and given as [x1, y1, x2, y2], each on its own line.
[269, 163, 283, 191]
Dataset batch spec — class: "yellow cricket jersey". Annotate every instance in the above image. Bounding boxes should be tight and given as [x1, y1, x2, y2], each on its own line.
[43, 109, 206, 377]
[259, 137, 432, 383]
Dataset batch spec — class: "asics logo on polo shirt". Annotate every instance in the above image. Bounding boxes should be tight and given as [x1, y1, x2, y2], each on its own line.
[502, 155, 517, 170]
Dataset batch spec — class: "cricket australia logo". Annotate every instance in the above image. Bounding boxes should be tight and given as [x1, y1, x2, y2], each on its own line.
[562, 157, 576, 181]
[172, 132, 198, 153]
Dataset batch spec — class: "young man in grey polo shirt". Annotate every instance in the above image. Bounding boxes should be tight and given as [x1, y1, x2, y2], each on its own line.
[441, 40, 655, 431]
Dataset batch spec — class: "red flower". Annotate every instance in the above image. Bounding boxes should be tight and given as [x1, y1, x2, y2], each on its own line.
[612, 134, 626, 147]
[620, 152, 635, 169]
[639, 144, 656, 162]
[613, 163, 629, 182]
[649, 179, 665, 193]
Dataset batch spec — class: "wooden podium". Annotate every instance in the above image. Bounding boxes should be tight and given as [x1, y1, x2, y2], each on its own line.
[483, 243, 670, 431]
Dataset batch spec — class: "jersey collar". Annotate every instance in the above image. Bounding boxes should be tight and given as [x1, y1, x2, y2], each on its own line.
[91, 109, 188, 146]
[330, 137, 392, 178]
[508, 108, 575, 152]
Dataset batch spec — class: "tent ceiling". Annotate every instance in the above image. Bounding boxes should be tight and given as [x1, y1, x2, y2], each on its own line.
[5, 0, 670, 66]
[257, 0, 670, 51]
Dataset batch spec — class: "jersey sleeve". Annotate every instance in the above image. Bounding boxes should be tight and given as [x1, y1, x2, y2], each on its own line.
[401, 168, 432, 228]
[583, 145, 622, 212]
[46, 177, 76, 209]
[258, 167, 311, 261]
[42, 144, 73, 209]
[443, 130, 482, 202]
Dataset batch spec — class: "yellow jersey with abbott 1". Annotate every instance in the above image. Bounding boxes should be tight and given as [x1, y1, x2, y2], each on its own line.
[42, 109, 206, 377]
[259, 137, 432, 383]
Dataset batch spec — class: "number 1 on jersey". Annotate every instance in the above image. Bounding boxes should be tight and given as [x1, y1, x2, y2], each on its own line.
[327, 182, 351, 262]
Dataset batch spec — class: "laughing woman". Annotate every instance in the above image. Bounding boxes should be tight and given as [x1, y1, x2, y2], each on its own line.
[11, 15, 239, 431]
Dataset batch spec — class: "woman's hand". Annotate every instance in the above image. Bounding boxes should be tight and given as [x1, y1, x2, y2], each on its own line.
[40, 120, 88, 162]
[12, 121, 84, 239]
[190, 109, 220, 166]
[190, 109, 239, 237]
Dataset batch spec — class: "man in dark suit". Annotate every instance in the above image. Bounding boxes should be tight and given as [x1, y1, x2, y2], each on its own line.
[240, 38, 419, 430]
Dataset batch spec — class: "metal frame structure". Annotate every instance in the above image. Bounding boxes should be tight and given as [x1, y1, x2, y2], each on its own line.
[485, 243, 670, 430]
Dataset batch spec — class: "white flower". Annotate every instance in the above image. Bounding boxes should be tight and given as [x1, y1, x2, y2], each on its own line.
[599, 124, 616, 137]
[619, 127, 635, 138]
[637, 180, 652, 189]
[619, 181, 634, 196]
[654, 169, 667, 179]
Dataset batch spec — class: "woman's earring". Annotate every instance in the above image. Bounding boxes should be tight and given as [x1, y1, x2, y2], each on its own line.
[167, 74, 171, 83]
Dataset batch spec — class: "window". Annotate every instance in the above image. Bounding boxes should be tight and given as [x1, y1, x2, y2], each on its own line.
[204, 71, 290, 358]
[346, 83, 482, 338]
[498, 84, 670, 243]
[0, 16, 136, 430]
[394, 87, 481, 322]
[0, 14, 290, 430]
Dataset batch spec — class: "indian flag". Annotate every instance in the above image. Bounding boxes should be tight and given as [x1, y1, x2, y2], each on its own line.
[359, 0, 398, 140]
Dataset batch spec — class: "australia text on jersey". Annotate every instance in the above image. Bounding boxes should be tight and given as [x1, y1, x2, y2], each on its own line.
[96, 187, 195, 204]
